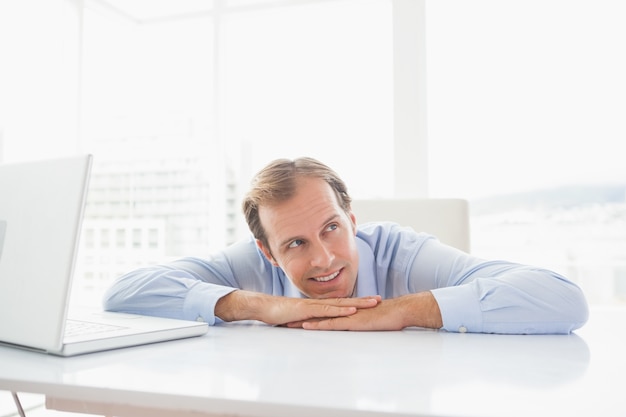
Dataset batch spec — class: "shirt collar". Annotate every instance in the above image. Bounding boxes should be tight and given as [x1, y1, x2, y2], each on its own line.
[355, 236, 378, 297]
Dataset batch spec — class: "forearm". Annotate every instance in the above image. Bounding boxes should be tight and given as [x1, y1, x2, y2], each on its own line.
[103, 267, 190, 317]
[399, 292, 443, 329]
[409, 239, 589, 334]
[214, 290, 265, 322]
[103, 261, 236, 324]
[432, 269, 589, 334]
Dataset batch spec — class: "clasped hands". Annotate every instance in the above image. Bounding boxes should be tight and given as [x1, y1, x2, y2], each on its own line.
[215, 290, 442, 331]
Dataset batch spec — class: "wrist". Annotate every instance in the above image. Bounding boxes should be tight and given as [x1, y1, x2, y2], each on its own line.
[401, 292, 443, 329]
[215, 290, 266, 322]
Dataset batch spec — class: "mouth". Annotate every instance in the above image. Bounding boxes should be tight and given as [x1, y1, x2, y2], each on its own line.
[310, 269, 341, 283]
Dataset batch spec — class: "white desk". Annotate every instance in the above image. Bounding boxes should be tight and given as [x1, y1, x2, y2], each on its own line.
[0, 306, 624, 417]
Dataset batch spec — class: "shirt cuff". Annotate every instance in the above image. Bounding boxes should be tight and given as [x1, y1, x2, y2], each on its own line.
[431, 284, 484, 333]
[183, 282, 237, 325]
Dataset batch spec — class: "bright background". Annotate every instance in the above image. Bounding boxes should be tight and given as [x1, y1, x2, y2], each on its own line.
[1, 0, 624, 306]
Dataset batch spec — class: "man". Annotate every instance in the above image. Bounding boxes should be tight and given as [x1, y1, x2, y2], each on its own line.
[103, 157, 589, 334]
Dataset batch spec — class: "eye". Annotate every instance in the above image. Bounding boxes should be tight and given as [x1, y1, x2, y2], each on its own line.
[326, 223, 338, 232]
[288, 239, 304, 249]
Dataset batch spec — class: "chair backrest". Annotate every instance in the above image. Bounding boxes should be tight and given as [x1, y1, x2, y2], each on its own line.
[350, 198, 471, 253]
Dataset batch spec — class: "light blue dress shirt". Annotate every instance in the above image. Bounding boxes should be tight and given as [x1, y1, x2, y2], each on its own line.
[103, 222, 589, 334]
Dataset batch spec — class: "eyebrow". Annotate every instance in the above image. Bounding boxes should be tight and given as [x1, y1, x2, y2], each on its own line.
[278, 213, 341, 249]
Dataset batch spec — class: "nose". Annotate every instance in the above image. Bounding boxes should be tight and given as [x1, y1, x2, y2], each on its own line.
[309, 239, 334, 269]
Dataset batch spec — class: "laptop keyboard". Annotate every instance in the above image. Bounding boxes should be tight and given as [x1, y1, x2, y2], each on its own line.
[64, 319, 127, 338]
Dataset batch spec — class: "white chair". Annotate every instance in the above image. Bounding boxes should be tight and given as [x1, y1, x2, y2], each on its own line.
[350, 198, 471, 253]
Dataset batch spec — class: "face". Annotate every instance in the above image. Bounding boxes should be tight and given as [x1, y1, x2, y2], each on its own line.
[256, 177, 359, 299]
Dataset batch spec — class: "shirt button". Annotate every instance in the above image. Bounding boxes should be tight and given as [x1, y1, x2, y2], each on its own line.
[458, 326, 468, 333]
[196, 316, 205, 322]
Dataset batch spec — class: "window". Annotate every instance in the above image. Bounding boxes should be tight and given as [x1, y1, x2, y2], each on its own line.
[116, 229, 126, 249]
[148, 228, 160, 249]
[101, 229, 110, 248]
[132, 228, 142, 249]
[0, 0, 79, 160]
[426, 0, 626, 305]
[1, 0, 622, 307]
[220, 0, 394, 200]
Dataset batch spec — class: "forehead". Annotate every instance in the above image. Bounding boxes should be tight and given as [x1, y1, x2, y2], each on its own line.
[258, 177, 342, 241]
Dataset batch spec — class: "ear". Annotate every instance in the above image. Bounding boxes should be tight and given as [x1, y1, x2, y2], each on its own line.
[348, 210, 358, 236]
[256, 239, 279, 267]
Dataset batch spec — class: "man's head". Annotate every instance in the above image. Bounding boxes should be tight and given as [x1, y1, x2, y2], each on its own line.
[242, 157, 359, 298]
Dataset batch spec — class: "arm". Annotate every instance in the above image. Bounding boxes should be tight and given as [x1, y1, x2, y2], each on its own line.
[410, 238, 589, 334]
[299, 226, 589, 334]
[103, 237, 381, 325]
[102, 257, 238, 324]
[431, 262, 589, 334]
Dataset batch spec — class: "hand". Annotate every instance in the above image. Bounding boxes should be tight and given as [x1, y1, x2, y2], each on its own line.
[291, 292, 443, 331]
[215, 290, 381, 326]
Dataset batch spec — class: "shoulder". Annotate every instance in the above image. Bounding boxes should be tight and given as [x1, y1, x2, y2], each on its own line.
[356, 221, 433, 241]
[195, 234, 275, 278]
[356, 221, 435, 255]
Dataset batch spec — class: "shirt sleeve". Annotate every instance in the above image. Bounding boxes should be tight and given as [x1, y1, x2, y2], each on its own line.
[413, 237, 589, 334]
[102, 236, 280, 324]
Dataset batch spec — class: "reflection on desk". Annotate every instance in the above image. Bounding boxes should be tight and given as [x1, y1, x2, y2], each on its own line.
[0, 306, 623, 417]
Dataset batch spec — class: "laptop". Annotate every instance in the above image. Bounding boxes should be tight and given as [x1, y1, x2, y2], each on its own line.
[0, 154, 208, 356]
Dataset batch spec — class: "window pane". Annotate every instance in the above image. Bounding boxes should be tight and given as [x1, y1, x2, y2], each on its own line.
[221, 0, 394, 202]
[0, 0, 79, 162]
[426, 0, 626, 305]
[73, 0, 394, 304]
[75, 4, 218, 304]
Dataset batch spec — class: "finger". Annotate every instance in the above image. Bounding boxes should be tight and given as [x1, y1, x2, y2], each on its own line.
[324, 296, 380, 308]
[302, 317, 349, 331]
[360, 295, 382, 307]
[315, 305, 357, 317]
[349, 295, 381, 303]
[300, 299, 377, 320]
[285, 316, 327, 328]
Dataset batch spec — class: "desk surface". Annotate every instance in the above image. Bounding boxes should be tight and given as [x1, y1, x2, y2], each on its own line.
[0, 306, 624, 417]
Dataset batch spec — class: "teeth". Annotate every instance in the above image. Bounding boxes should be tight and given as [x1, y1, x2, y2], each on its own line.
[312, 271, 339, 282]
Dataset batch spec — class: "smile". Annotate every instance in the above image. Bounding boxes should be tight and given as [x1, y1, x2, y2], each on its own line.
[311, 270, 340, 282]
